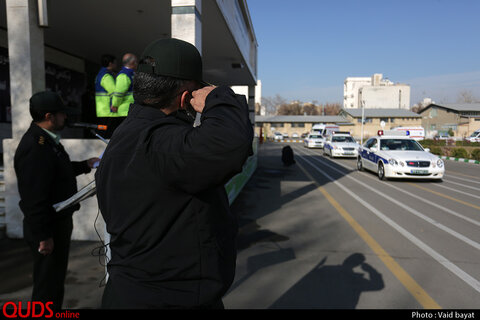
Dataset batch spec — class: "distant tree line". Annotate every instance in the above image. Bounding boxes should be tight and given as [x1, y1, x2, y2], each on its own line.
[261, 94, 341, 116]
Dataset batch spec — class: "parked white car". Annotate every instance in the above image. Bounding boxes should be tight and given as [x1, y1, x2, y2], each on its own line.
[323, 133, 359, 158]
[304, 134, 325, 148]
[274, 132, 283, 141]
[466, 129, 480, 143]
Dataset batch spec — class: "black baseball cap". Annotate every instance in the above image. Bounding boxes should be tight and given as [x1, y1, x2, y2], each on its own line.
[30, 91, 79, 115]
[138, 38, 209, 86]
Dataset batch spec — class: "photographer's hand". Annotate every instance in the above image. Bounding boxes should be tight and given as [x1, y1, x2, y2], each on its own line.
[189, 86, 216, 113]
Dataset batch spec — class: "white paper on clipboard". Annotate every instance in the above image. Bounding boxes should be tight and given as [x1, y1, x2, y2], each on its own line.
[53, 180, 96, 212]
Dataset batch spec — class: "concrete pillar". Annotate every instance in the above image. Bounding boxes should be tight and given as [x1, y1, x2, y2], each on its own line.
[6, 0, 46, 139]
[171, 0, 202, 125]
[171, 0, 202, 53]
[4, 0, 46, 238]
[4, 0, 106, 241]
[248, 85, 256, 125]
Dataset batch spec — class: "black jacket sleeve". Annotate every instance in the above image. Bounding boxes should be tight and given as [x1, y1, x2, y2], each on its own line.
[71, 160, 91, 176]
[152, 86, 253, 194]
[15, 142, 56, 242]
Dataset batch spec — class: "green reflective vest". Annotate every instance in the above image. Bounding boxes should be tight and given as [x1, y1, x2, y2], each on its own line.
[112, 67, 135, 117]
[95, 67, 116, 117]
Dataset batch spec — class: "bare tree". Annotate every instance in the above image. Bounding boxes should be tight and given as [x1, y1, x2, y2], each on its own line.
[302, 103, 320, 115]
[262, 94, 287, 115]
[322, 103, 341, 115]
[262, 95, 342, 116]
[457, 90, 478, 103]
[277, 101, 303, 115]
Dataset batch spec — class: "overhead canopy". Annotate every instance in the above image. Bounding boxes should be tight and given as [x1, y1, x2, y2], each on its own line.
[0, 0, 257, 86]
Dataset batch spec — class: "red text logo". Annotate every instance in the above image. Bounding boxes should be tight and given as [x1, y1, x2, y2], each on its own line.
[2, 301, 54, 318]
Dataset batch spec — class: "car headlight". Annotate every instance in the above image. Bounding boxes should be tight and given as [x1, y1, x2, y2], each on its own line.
[388, 158, 398, 166]
[437, 159, 444, 168]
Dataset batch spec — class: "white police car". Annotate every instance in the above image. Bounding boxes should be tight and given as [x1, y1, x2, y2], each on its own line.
[357, 130, 444, 180]
[323, 132, 359, 158]
[304, 133, 325, 148]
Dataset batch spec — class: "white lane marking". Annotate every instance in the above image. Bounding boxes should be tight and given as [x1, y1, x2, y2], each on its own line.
[433, 183, 480, 200]
[293, 147, 480, 293]
[307, 151, 480, 228]
[446, 175, 480, 185]
[294, 147, 480, 250]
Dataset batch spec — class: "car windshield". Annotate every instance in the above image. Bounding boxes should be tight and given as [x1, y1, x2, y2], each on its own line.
[332, 136, 355, 143]
[309, 135, 322, 138]
[469, 132, 479, 137]
[380, 139, 423, 151]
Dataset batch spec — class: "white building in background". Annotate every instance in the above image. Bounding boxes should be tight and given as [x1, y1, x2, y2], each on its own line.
[344, 77, 372, 109]
[344, 73, 411, 110]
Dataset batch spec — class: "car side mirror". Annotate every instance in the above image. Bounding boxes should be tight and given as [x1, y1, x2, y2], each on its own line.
[424, 148, 430, 152]
[370, 147, 378, 152]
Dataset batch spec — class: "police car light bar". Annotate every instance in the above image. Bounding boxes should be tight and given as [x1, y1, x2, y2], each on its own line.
[378, 130, 408, 136]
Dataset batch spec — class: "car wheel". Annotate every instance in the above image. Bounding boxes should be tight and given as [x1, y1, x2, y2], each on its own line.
[378, 162, 386, 180]
[357, 157, 364, 171]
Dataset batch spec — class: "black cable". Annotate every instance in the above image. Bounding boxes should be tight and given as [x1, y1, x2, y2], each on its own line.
[91, 208, 110, 287]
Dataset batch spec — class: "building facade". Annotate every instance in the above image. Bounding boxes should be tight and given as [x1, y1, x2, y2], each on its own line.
[255, 115, 350, 139]
[1, 0, 258, 240]
[338, 109, 422, 140]
[256, 109, 422, 142]
[418, 103, 480, 138]
[344, 73, 411, 110]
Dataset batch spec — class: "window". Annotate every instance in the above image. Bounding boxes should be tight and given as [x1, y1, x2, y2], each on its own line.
[291, 123, 305, 128]
[380, 139, 423, 151]
[271, 123, 284, 128]
[364, 138, 377, 148]
[357, 118, 372, 123]
[332, 136, 356, 143]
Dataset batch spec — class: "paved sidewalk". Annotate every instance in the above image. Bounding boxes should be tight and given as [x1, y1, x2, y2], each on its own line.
[0, 238, 105, 309]
[0, 142, 308, 309]
[0, 143, 278, 309]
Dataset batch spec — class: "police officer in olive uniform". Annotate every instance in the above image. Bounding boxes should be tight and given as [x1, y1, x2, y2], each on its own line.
[14, 91, 100, 309]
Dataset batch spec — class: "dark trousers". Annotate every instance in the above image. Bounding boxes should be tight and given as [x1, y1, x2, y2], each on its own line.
[102, 275, 225, 309]
[24, 217, 73, 309]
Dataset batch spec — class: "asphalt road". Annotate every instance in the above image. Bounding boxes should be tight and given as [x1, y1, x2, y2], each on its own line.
[224, 142, 480, 309]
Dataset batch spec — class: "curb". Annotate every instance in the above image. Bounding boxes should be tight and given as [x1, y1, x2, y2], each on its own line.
[440, 156, 480, 165]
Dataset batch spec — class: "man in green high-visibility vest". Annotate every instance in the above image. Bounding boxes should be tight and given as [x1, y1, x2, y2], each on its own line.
[94, 54, 117, 138]
[111, 53, 138, 130]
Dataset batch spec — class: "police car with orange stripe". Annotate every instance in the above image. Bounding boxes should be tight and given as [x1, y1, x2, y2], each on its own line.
[357, 130, 444, 181]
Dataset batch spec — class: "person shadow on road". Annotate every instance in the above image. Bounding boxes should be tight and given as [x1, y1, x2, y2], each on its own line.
[270, 253, 384, 309]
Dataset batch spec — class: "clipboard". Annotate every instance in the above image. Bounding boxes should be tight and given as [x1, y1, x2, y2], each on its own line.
[53, 180, 97, 212]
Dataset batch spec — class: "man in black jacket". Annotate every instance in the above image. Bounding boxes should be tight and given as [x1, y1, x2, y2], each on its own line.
[95, 38, 253, 309]
[14, 91, 99, 308]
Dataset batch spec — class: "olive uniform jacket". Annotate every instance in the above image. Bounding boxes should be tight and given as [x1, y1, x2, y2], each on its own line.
[14, 123, 92, 243]
[95, 86, 253, 308]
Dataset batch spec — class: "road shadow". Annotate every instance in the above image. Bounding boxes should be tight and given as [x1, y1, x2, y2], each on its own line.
[269, 253, 384, 309]
[232, 143, 345, 251]
[228, 246, 296, 293]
